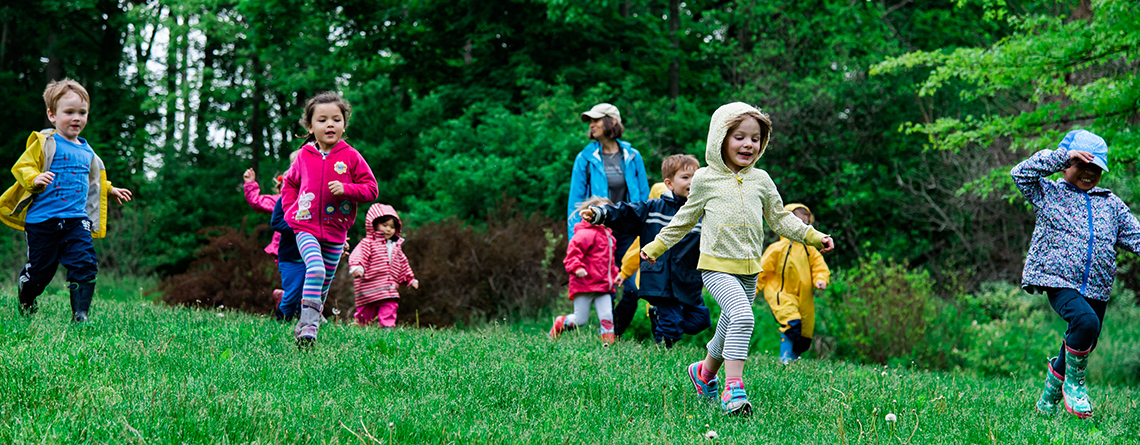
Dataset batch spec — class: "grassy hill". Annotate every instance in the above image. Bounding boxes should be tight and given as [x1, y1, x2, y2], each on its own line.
[2, 279, 1138, 444]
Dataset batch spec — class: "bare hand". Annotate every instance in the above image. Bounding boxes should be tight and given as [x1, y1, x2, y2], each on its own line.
[579, 207, 594, 223]
[110, 187, 133, 204]
[352, 270, 363, 278]
[615, 276, 625, 288]
[574, 268, 588, 278]
[243, 168, 256, 183]
[640, 250, 656, 264]
[815, 280, 826, 290]
[1068, 150, 1096, 166]
[33, 172, 55, 187]
[410, 280, 419, 290]
[819, 236, 835, 253]
[328, 181, 345, 195]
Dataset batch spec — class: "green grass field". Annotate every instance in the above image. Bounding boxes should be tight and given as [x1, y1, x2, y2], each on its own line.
[3, 279, 1139, 444]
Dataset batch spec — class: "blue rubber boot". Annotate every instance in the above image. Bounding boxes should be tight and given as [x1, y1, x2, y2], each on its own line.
[779, 333, 799, 364]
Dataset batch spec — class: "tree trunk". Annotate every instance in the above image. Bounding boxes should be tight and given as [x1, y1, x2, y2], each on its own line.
[1, 20, 8, 67]
[180, 16, 192, 154]
[250, 54, 263, 173]
[668, 0, 680, 101]
[620, 0, 631, 72]
[164, 17, 180, 159]
[196, 27, 217, 154]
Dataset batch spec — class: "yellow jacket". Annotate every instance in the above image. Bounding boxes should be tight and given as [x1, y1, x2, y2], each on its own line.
[643, 102, 826, 274]
[0, 130, 113, 238]
[759, 204, 831, 336]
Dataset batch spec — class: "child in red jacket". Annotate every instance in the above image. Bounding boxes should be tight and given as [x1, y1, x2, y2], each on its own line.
[550, 197, 624, 344]
[349, 204, 418, 327]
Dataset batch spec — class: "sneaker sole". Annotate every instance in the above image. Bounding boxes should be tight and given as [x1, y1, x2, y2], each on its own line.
[724, 400, 753, 416]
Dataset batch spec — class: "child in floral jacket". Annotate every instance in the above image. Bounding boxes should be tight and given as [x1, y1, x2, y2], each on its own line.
[349, 204, 418, 327]
[1013, 129, 1140, 419]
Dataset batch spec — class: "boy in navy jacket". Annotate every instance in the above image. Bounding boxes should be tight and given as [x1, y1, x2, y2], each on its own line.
[580, 154, 711, 347]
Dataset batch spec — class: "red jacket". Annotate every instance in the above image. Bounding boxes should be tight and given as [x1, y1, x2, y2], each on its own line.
[349, 204, 416, 306]
[243, 181, 281, 257]
[564, 220, 620, 299]
[281, 141, 378, 244]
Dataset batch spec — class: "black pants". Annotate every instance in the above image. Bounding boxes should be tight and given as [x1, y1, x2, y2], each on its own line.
[654, 301, 712, 342]
[610, 232, 638, 336]
[19, 218, 98, 287]
[1045, 287, 1106, 375]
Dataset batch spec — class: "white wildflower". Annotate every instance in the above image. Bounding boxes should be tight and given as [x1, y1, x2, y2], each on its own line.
[881, 371, 888, 376]
[704, 430, 718, 440]
[885, 413, 897, 422]
[217, 313, 225, 317]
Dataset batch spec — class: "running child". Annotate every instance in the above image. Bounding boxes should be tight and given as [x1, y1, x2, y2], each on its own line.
[582, 154, 712, 348]
[550, 197, 623, 344]
[1014, 130, 1140, 419]
[640, 102, 835, 415]
[280, 91, 378, 344]
[1, 79, 133, 321]
[349, 204, 418, 327]
[242, 167, 285, 306]
[758, 203, 831, 363]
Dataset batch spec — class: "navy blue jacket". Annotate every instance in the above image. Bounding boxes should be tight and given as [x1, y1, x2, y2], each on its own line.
[270, 198, 301, 262]
[589, 191, 702, 306]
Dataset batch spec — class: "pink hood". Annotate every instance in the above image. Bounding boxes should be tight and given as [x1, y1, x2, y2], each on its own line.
[364, 203, 403, 242]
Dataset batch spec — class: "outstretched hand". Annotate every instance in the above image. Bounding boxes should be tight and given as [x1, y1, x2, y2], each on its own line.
[579, 207, 595, 223]
[243, 168, 256, 183]
[640, 250, 656, 264]
[110, 187, 133, 205]
[819, 236, 835, 253]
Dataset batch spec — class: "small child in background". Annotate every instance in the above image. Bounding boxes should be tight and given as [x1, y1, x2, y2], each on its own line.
[280, 91, 378, 345]
[550, 197, 623, 344]
[583, 154, 712, 348]
[758, 203, 830, 363]
[1, 79, 133, 322]
[349, 204, 418, 327]
[1013, 130, 1140, 419]
[270, 194, 304, 320]
[641, 103, 834, 415]
[242, 167, 284, 305]
[612, 181, 669, 338]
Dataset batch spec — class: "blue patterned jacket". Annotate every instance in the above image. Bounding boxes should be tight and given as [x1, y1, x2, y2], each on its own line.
[1012, 148, 1140, 301]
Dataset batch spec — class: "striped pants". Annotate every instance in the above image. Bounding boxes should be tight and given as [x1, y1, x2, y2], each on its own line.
[295, 232, 344, 306]
[703, 271, 758, 361]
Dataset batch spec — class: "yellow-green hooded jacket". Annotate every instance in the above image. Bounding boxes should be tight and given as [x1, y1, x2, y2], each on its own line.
[642, 102, 826, 274]
[0, 130, 113, 238]
[759, 203, 831, 337]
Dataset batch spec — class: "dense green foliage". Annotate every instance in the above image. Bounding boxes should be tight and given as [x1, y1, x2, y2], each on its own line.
[4, 285, 1140, 443]
[4, 0, 1134, 285]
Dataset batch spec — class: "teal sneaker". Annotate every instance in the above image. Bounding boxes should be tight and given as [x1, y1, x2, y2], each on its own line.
[720, 381, 752, 416]
[687, 361, 718, 399]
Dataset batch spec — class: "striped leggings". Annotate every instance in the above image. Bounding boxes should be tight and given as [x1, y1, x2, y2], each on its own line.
[703, 271, 758, 361]
[295, 232, 344, 305]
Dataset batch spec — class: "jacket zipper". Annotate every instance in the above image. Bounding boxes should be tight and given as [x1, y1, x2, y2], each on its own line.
[776, 244, 792, 305]
[319, 150, 327, 240]
[1080, 192, 1094, 295]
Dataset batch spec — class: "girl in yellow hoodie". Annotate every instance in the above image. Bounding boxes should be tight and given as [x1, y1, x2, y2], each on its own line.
[759, 204, 831, 364]
[642, 102, 834, 415]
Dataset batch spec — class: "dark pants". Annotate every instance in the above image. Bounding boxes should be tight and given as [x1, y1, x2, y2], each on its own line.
[654, 301, 712, 342]
[278, 259, 306, 319]
[1046, 287, 1107, 375]
[611, 232, 640, 336]
[19, 218, 97, 288]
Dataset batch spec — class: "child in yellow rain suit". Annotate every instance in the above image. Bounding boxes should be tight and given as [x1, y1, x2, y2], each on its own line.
[759, 204, 830, 363]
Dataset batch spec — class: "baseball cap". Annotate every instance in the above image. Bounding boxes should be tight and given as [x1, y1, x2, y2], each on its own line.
[1059, 129, 1109, 172]
[580, 103, 621, 125]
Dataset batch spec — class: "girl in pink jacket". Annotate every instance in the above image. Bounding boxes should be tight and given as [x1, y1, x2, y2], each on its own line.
[349, 204, 418, 327]
[280, 92, 379, 345]
[549, 197, 623, 344]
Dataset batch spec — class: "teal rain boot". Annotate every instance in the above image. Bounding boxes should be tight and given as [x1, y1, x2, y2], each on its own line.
[1062, 345, 1093, 418]
[779, 333, 799, 364]
[1035, 359, 1064, 415]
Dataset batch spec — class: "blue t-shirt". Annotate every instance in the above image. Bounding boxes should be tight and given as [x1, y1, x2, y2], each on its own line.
[26, 135, 94, 224]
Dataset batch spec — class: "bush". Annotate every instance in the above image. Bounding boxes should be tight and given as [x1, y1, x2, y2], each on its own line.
[816, 254, 935, 364]
[397, 201, 567, 327]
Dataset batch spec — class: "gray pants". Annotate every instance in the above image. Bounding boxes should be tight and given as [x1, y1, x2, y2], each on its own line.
[703, 271, 758, 361]
[566, 292, 615, 335]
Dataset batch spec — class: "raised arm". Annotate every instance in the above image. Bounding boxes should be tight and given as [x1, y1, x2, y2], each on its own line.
[243, 181, 278, 213]
[590, 201, 650, 236]
[1010, 149, 1071, 208]
[642, 173, 709, 259]
[1115, 199, 1140, 256]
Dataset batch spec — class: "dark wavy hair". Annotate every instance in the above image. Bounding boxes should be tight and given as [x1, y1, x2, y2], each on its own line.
[587, 116, 624, 140]
[298, 91, 352, 145]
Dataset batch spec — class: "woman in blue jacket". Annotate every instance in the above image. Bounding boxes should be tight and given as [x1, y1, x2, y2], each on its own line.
[567, 103, 649, 336]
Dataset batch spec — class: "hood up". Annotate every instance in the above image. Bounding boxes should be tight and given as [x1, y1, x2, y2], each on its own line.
[704, 102, 772, 175]
[364, 203, 402, 240]
[784, 203, 813, 224]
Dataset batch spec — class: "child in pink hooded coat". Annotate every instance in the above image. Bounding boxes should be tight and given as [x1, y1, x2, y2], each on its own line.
[549, 197, 623, 344]
[280, 92, 378, 344]
[349, 204, 418, 327]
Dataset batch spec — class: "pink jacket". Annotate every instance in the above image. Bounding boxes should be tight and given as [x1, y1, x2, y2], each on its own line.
[349, 204, 416, 306]
[564, 220, 620, 299]
[243, 182, 282, 257]
[281, 141, 378, 244]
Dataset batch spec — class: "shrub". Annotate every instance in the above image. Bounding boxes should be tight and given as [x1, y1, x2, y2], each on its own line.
[816, 254, 935, 364]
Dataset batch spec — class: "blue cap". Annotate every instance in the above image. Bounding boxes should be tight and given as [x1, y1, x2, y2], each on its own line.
[1058, 129, 1109, 172]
